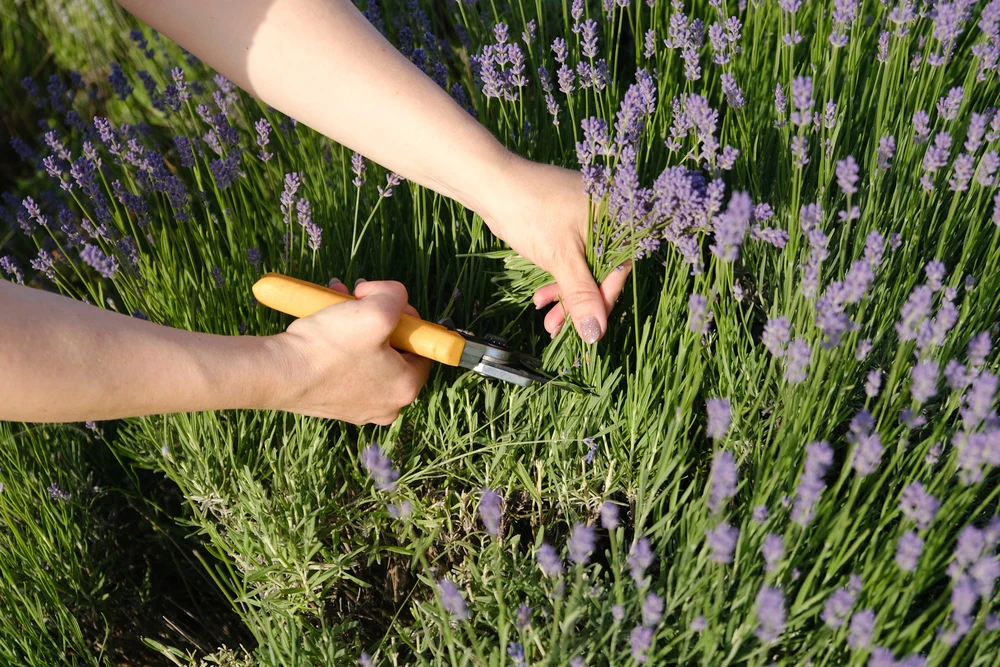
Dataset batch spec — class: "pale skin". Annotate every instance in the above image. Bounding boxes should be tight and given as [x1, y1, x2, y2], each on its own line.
[0, 0, 631, 425]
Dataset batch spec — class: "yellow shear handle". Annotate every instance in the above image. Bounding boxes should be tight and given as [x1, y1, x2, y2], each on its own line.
[252, 273, 467, 367]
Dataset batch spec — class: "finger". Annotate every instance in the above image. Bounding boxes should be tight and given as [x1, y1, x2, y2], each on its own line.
[539, 260, 633, 336]
[598, 260, 632, 312]
[533, 283, 560, 309]
[352, 280, 409, 337]
[403, 305, 420, 318]
[544, 306, 566, 337]
[328, 277, 350, 295]
[550, 255, 607, 344]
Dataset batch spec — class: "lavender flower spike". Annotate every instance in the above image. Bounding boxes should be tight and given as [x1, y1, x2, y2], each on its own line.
[478, 489, 502, 536]
[437, 578, 468, 621]
[755, 586, 786, 643]
[568, 523, 596, 565]
[360, 443, 399, 491]
[708, 450, 737, 512]
[706, 398, 731, 441]
[706, 522, 739, 564]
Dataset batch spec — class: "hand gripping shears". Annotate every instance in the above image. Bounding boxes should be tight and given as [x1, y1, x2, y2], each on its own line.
[252, 273, 581, 390]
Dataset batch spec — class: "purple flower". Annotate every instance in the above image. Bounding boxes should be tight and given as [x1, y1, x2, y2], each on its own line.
[537, 542, 563, 577]
[108, 63, 132, 100]
[822, 587, 856, 628]
[80, 245, 118, 279]
[710, 191, 752, 261]
[211, 266, 225, 288]
[507, 643, 526, 667]
[209, 150, 242, 190]
[600, 501, 620, 530]
[388, 500, 412, 518]
[896, 286, 933, 341]
[630, 625, 653, 663]
[644, 29, 656, 59]
[628, 538, 654, 583]
[347, 152, 367, 190]
[848, 609, 876, 649]
[361, 443, 399, 492]
[709, 451, 737, 512]
[706, 522, 739, 564]
[791, 136, 809, 168]
[706, 398, 731, 441]
[910, 360, 939, 405]
[865, 370, 883, 398]
[755, 586, 786, 643]
[913, 110, 931, 144]
[359, 652, 374, 667]
[173, 136, 195, 168]
[721, 73, 745, 108]
[774, 84, 787, 125]
[437, 578, 468, 621]
[784, 338, 811, 385]
[687, 293, 712, 335]
[791, 77, 814, 126]
[377, 173, 404, 198]
[935, 87, 964, 122]
[852, 431, 883, 476]
[896, 531, 925, 572]
[47, 482, 71, 502]
[750, 226, 789, 248]
[479, 489, 502, 536]
[877, 136, 896, 171]
[281, 172, 301, 223]
[516, 602, 532, 629]
[752, 505, 769, 524]
[836, 156, 860, 195]
[762, 533, 783, 572]
[969, 332, 991, 368]
[691, 615, 707, 631]
[792, 441, 833, 526]
[899, 482, 939, 529]
[254, 118, 273, 162]
[568, 523, 596, 565]
[642, 593, 664, 627]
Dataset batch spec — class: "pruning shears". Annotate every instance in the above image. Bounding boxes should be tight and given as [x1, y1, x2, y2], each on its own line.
[252, 273, 588, 392]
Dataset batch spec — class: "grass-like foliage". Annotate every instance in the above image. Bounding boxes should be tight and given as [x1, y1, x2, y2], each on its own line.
[2, 0, 1000, 664]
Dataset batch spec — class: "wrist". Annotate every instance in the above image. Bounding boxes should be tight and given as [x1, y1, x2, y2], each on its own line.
[436, 136, 524, 225]
[243, 333, 299, 412]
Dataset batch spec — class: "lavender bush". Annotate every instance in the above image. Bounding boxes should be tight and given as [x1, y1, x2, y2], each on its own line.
[2, 0, 1000, 665]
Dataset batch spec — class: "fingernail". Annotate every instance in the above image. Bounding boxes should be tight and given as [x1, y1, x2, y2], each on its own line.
[329, 277, 342, 288]
[354, 278, 366, 288]
[579, 317, 602, 344]
[551, 323, 563, 339]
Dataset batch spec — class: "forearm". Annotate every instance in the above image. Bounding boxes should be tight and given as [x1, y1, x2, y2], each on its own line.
[0, 282, 280, 422]
[115, 0, 513, 216]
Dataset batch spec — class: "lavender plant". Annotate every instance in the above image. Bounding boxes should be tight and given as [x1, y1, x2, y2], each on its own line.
[2, 0, 1000, 665]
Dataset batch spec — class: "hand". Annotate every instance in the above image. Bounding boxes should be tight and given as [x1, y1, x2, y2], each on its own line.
[481, 153, 632, 343]
[268, 279, 431, 425]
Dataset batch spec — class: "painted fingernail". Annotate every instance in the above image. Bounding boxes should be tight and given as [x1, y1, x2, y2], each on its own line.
[551, 323, 563, 339]
[329, 277, 342, 288]
[354, 278, 366, 288]
[579, 317, 602, 344]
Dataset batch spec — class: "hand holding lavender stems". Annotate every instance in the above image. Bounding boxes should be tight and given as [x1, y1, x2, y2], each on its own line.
[2, 0, 633, 425]
[117, 0, 628, 345]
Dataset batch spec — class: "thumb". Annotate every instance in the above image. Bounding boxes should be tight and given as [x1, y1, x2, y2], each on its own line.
[551, 256, 607, 344]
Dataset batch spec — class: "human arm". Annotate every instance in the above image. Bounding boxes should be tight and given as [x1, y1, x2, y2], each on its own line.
[0, 279, 429, 425]
[113, 0, 629, 341]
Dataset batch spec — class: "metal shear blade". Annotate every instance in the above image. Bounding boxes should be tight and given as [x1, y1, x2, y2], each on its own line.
[440, 319, 585, 392]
